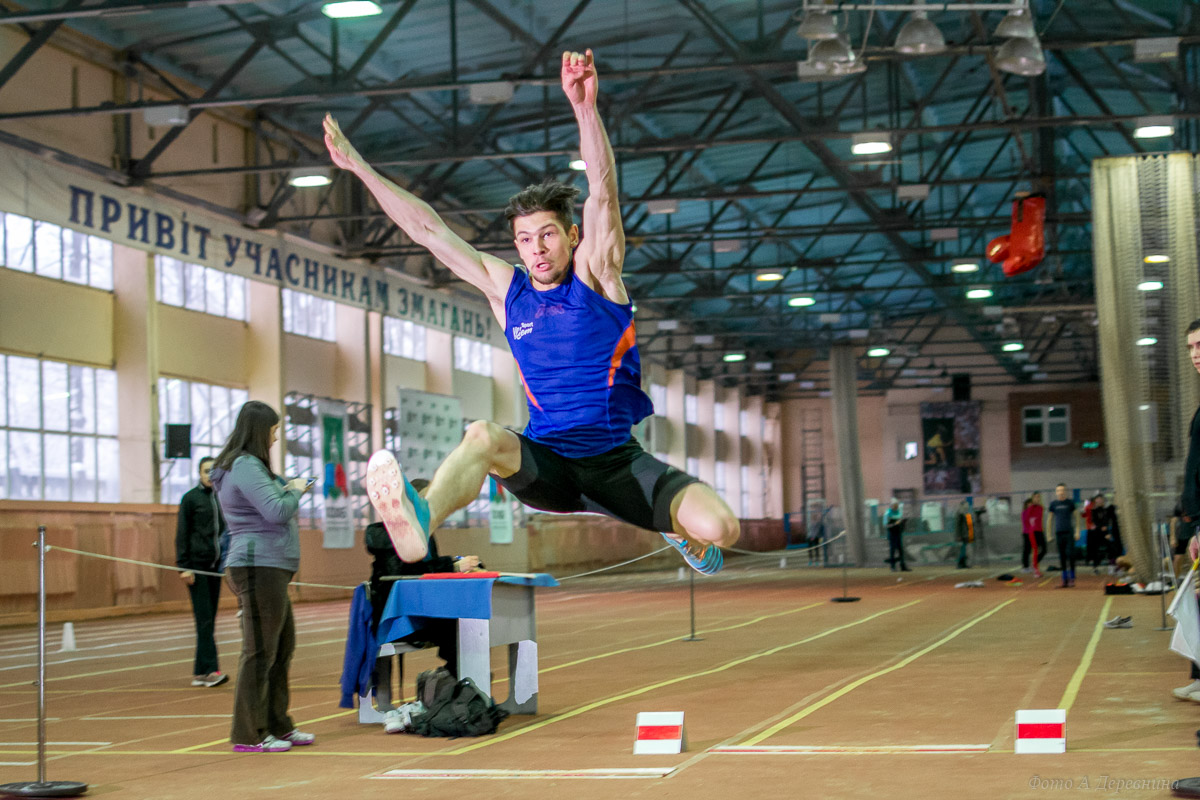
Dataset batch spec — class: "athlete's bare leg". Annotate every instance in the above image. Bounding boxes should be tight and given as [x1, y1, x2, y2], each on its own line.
[669, 483, 740, 551]
[423, 420, 522, 531]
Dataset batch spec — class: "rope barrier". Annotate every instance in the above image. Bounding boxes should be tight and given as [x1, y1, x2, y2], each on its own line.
[41, 545, 357, 591]
[42, 529, 849, 593]
[557, 546, 673, 581]
[725, 530, 848, 559]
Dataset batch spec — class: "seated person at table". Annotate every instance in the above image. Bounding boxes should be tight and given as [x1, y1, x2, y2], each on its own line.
[365, 479, 481, 714]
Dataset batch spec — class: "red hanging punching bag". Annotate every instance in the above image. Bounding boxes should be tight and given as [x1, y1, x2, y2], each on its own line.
[987, 196, 1045, 277]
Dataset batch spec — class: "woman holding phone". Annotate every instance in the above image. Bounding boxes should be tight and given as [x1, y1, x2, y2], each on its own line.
[211, 400, 315, 753]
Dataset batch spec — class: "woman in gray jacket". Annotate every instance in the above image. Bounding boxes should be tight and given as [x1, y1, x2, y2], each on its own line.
[211, 400, 314, 753]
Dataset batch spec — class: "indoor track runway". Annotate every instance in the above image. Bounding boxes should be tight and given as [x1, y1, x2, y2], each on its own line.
[0, 559, 1194, 799]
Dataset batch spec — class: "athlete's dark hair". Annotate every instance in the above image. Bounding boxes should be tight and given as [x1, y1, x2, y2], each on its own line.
[197, 455, 215, 473]
[504, 181, 581, 233]
[214, 400, 280, 478]
[1187, 318, 1200, 336]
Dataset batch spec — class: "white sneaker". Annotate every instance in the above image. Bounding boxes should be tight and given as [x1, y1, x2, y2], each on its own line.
[280, 729, 314, 746]
[383, 702, 424, 733]
[233, 734, 291, 753]
[1173, 680, 1200, 700]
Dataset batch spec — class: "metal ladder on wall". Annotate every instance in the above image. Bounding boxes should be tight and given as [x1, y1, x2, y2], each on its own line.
[799, 407, 826, 541]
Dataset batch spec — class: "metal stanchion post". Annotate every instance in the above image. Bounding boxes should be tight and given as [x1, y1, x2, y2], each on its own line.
[682, 570, 703, 642]
[831, 534, 860, 604]
[1157, 525, 1175, 632]
[0, 527, 88, 799]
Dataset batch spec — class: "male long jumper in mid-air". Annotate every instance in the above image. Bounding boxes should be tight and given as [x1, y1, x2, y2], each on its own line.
[323, 49, 739, 575]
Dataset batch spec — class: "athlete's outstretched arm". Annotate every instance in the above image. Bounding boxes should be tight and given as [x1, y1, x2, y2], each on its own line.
[323, 114, 513, 317]
[561, 49, 627, 303]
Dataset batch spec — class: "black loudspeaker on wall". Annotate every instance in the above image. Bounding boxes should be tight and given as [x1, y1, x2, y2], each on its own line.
[951, 374, 971, 402]
[165, 423, 192, 459]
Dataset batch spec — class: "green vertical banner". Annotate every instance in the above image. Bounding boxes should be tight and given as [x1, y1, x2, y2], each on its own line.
[488, 477, 514, 545]
[320, 402, 354, 549]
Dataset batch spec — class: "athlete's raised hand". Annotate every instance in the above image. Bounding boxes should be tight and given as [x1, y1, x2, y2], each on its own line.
[324, 113, 366, 174]
[561, 49, 598, 108]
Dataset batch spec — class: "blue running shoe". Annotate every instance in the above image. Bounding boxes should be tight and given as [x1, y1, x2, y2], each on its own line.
[660, 532, 723, 575]
[366, 450, 431, 562]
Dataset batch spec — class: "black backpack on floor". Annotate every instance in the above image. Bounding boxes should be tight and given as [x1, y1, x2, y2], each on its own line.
[411, 666, 508, 738]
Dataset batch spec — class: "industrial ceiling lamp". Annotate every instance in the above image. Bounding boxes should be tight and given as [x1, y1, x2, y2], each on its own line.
[995, 35, 1046, 76]
[993, 3, 1036, 39]
[796, 11, 839, 40]
[895, 11, 945, 56]
[808, 36, 856, 73]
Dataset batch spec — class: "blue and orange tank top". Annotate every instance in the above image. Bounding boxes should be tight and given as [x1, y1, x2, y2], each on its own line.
[503, 266, 653, 458]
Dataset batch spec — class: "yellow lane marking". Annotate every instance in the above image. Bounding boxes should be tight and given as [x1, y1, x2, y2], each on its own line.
[442, 600, 924, 756]
[741, 597, 1018, 746]
[176, 604, 831, 752]
[1037, 577, 1055, 587]
[1058, 596, 1113, 712]
[540, 602, 826, 674]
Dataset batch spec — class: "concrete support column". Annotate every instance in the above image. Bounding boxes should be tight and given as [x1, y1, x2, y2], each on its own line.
[696, 379, 716, 485]
[491, 347, 524, 429]
[334, 305, 368, 405]
[666, 368, 686, 468]
[367, 311, 384, 453]
[744, 394, 765, 518]
[830, 345, 867, 565]
[425, 330, 453, 396]
[727, 387, 744, 517]
[246, 281, 284, 472]
[112, 244, 156, 503]
[764, 401, 784, 519]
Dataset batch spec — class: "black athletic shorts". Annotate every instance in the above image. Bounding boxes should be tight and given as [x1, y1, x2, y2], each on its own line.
[493, 433, 701, 533]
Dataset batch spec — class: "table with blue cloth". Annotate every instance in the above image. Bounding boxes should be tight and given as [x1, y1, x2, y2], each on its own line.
[377, 573, 558, 715]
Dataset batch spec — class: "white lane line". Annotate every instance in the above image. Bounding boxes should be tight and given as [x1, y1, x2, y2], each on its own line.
[0, 619, 343, 658]
[0, 718, 61, 722]
[372, 768, 675, 780]
[0, 626, 348, 673]
[709, 744, 991, 754]
[0, 760, 37, 766]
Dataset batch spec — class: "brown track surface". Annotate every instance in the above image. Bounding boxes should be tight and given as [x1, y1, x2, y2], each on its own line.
[0, 561, 1194, 799]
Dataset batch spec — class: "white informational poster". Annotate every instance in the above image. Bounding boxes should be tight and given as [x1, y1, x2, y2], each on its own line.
[396, 389, 465, 525]
[489, 477, 514, 545]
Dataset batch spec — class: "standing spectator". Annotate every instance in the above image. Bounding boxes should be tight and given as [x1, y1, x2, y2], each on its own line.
[1047, 483, 1080, 588]
[953, 500, 973, 569]
[1173, 319, 1200, 701]
[1083, 494, 1104, 574]
[211, 401, 315, 754]
[176, 455, 228, 688]
[1169, 503, 1189, 580]
[365, 478, 483, 733]
[1090, 494, 1120, 573]
[883, 498, 911, 572]
[1020, 492, 1046, 578]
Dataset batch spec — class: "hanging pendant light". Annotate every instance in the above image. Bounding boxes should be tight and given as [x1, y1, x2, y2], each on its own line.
[895, 12, 946, 56]
[796, 11, 839, 41]
[995, 35, 1046, 76]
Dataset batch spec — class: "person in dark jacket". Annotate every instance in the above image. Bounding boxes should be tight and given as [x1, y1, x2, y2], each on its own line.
[368, 478, 482, 733]
[366, 480, 480, 709]
[953, 500, 973, 569]
[211, 400, 314, 754]
[176, 455, 228, 688]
